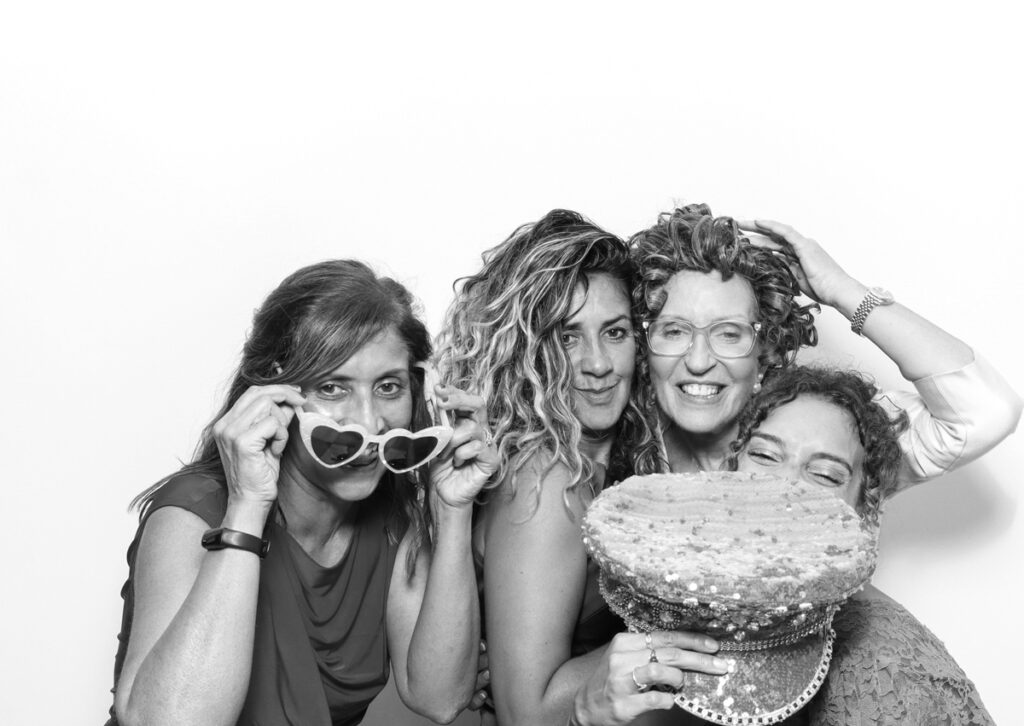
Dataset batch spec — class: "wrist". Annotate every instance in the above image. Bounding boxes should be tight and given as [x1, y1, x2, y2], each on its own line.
[222, 497, 274, 536]
[829, 279, 869, 319]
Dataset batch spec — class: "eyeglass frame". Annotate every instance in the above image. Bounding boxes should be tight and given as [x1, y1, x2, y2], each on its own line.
[641, 317, 764, 359]
[294, 409, 454, 473]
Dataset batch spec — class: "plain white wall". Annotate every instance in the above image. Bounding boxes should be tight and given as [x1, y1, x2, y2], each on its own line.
[2, 3, 1021, 724]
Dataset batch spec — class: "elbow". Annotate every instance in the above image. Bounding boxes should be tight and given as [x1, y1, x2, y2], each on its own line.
[407, 697, 469, 725]
[401, 681, 473, 725]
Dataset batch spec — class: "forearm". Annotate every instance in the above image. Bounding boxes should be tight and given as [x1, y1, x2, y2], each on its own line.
[504, 647, 608, 726]
[403, 502, 480, 721]
[117, 502, 269, 726]
[827, 278, 973, 381]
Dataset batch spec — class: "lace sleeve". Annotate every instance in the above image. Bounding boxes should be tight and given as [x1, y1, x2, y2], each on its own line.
[806, 591, 993, 726]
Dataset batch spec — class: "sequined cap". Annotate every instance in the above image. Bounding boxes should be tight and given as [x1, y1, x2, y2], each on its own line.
[582, 471, 878, 725]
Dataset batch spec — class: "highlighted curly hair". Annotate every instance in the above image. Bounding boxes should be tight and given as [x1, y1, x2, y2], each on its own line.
[728, 365, 909, 524]
[436, 209, 656, 507]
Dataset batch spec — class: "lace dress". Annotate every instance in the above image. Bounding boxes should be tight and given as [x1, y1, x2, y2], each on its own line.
[806, 588, 993, 726]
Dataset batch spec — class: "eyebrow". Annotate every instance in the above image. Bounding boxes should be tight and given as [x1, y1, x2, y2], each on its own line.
[748, 432, 854, 474]
[322, 368, 410, 381]
[564, 314, 632, 331]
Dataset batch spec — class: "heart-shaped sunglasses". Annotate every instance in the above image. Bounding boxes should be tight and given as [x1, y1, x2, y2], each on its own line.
[293, 364, 453, 474]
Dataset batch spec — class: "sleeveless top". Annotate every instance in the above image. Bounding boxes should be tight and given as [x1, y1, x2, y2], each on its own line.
[106, 473, 401, 726]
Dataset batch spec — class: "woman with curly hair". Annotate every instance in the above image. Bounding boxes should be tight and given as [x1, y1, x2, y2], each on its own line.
[731, 365, 994, 725]
[629, 204, 1020, 484]
[437, 210, 728, 726]
[625, 204, 1017, 724]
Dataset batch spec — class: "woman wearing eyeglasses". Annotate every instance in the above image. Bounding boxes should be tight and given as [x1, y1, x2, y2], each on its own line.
[106, 260, 497, 726]
[625, 204, 1019, 724]
[629, 204, 1020, 490]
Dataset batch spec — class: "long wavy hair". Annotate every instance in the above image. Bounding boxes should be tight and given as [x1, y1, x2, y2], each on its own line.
[629, 203, 819, 474]
[437, 209, 656, 510]
[133, 260, 434, 574]
[727, 365, 909, 525]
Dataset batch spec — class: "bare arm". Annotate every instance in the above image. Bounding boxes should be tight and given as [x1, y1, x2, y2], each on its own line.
[114, 501, 271, 726]
[742, 219, 973, 379]
[483, 460, 726, 726]
[483, 459, 597, 726]
[387, 386, 497, 724]
[113, 384, 303, 726]
[742, 220, 1021, 482]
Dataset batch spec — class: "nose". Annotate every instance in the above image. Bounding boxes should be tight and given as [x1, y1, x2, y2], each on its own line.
[342, 391, 387, 434]
[683, 329, 716, 375]
[579, 336, 613, 378]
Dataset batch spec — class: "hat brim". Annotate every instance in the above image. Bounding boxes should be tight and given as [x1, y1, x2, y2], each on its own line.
[674, 621, 834, 725]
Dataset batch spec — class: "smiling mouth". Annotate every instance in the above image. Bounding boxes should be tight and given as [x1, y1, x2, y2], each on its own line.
[677, 383, 724, 399]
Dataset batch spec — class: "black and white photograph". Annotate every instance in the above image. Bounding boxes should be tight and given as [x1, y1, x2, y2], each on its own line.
[2, 3, 1021, 725]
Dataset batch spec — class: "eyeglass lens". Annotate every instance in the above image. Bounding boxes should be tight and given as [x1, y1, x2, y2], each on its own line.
[648, 320, 756, 357]
[310, 425, 442, 470]
[382, 436, 441, 470]
[310, 427, 366, 465]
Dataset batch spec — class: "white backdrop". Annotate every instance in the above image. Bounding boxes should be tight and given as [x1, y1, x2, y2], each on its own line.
[2, 3, 1021, 724]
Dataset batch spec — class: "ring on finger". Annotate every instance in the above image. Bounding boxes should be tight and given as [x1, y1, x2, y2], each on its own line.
[631, 667, 650, 693]
[645, 632, 658, 663]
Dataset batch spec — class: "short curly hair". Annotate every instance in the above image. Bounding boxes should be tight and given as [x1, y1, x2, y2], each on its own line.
[629, 203, 818, 368]
[728, 365, 909, 524]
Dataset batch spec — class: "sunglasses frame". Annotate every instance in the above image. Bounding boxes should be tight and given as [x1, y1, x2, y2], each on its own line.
[293, 363, 454, 474]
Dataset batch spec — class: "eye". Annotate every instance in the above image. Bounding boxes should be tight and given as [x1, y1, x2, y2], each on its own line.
[561, 331, 580, 348]
[375, 379, 407, 398]
[315, 381, 347, 399]
[711, 323, 744, 343]
[807, 467, 847, 488]
[658, 321, 691, 340]
[745, 448, 780, 465]
[604, 326, 633, 342]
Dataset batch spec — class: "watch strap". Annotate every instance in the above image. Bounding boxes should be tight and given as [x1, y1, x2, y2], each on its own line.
[201, 527, 270, 558]
[850, 287, 894, 336]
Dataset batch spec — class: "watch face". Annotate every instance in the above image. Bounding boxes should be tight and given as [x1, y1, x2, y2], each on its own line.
[868, 286, 895, 304]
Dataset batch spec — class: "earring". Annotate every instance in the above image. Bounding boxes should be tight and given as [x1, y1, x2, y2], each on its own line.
[753, 372, 764, 394]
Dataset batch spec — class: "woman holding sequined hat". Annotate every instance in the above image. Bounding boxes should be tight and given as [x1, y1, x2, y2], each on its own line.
[625, 205, 1019, 723]
[438, 209, 729, 726]
[106, 260, 497, 726]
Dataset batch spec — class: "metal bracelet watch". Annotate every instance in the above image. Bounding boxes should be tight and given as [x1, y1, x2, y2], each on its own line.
[850, 286, 895, 335]
[201, 527, 270, 558]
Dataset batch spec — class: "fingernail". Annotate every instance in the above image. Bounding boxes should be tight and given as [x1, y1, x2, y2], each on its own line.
[482, 669, 490, 680]
[479, 640, 487, 652]
[704, 637, 718, 650]
[713, 657, 729, 670]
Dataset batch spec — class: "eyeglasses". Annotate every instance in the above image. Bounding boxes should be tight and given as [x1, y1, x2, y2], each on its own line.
[293, 362, 453, 474]
[642, 318, 762, 359]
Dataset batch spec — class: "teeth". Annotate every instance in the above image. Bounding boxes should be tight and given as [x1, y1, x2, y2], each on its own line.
[681, 384, 722, 397]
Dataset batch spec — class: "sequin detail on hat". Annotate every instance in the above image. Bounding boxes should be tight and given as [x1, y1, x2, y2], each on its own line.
[673, 627, 836, 725]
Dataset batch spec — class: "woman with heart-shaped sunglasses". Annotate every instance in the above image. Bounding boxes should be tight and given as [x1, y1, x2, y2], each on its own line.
[107, 260, 497, 726]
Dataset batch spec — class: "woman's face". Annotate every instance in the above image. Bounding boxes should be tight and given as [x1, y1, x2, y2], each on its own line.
[293, 326, 414, 501]
[647, 270, 763, 442]
[735, 394, 865, 509]
[562, 272, 635, 438]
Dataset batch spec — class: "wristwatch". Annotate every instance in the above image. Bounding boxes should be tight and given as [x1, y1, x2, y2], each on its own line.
[850, 287, 895, 336]
[201, 527, 270, 558]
